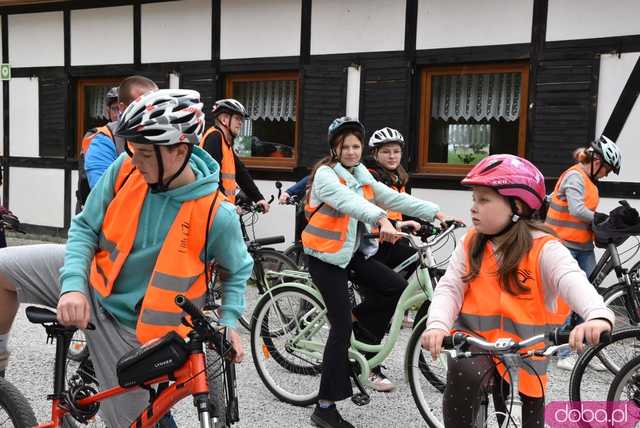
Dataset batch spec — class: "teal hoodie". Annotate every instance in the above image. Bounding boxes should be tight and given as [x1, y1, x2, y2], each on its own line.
[60, 146, 253, 329]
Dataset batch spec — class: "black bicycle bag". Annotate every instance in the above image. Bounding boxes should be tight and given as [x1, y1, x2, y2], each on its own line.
[116, 331, 189, 388]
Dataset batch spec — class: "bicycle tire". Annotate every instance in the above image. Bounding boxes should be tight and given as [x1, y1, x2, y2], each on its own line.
[205, 347, 229, 428]
[283, 244, 307, 270]
[240, 249, 299, 331]
[0, 377, 38, 427]
[405, 313, 448, 428]
[569, 327, 640, 403]
[606, 352, 640, 403]
[250, 285, 326, 406]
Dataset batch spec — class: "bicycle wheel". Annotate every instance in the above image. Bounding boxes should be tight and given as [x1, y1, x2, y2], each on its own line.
[0, 377, 37, 427]
[405, 312, 448, 428]
[607, 352, 640, 405]
[251, 285, 327, 406]
[205, 347, 229, 428]
[569, 327, 640, 403]
[241, 249, 299, 331]
[603, 283, 640, 330]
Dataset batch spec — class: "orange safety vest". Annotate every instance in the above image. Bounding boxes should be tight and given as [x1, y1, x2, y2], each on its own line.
[453, 229, 570, 398]
[200, 127, 237, 204]
[81, 125, 113, 154]
[387, 184, 405, 221]
[89, 157, 224, 344]
[302, 177, 375, 254]
[545, 164, 599, 250]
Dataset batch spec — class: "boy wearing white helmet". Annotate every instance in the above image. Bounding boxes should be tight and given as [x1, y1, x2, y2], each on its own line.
[0, 89, 252, 426]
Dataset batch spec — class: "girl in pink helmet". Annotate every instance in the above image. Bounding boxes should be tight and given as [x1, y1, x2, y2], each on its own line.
[421, 154, 613, 427]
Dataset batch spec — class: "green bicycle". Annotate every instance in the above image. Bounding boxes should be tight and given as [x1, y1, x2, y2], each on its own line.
[249, 221, 465, 414]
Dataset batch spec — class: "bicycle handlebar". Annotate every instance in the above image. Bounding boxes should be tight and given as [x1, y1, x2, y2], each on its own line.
[442, 328, 611, 356]
[363, 220, 465, 249]
[175, 295, 235, 359]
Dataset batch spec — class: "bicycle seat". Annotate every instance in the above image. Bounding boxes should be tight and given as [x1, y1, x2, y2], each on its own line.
[25, 306, 58, 325]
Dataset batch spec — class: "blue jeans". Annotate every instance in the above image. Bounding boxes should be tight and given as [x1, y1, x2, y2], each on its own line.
[558, 248, 596, 358]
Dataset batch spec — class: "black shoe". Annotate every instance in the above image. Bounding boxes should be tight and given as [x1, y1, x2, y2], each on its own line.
[0, 369, 4, 378]
[352, 321, 377, 344]
[311, 405, 355, 428]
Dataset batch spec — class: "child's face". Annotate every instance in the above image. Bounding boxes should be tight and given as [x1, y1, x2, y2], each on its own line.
[374, 143, 403, 171]
[470, 186, 512, 234]
[338, 134, 363, 167]
[129, 142, 189, 185]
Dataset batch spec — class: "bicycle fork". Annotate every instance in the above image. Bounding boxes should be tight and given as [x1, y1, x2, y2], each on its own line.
[194, 393, 213, 428]
[501, 354, 522, 428]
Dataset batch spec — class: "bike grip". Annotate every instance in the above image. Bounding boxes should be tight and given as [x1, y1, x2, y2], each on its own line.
[442, 336, 455, 349]
[547, 329, 612, 346]
[363, 233, 380, 239]
[599, 330, 611, 345]
[175, 295, 205, 322]
[442, 332, 467, 349]
[253, 235, 286, 246]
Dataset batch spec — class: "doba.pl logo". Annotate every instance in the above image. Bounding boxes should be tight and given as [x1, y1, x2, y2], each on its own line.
[545, 401, 640, 427]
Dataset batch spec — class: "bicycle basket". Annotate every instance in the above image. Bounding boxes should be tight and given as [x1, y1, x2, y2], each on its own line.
[593, 200, 640, 248]
[116, 331, 189, 388]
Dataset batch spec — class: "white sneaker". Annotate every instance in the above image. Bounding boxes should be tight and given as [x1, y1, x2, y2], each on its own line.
[368, 371, 396, 392]
[588, 357, 608, 372]
[557, 355, 578, 371]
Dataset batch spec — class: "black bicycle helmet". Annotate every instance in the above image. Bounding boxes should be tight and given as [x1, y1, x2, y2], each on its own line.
[327, 116, 365, 146]
[593, 200, 640, 248]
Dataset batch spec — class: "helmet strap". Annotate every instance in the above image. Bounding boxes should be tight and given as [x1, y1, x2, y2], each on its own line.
[589, 156, 603, 181]
[150, 144, 193, 193]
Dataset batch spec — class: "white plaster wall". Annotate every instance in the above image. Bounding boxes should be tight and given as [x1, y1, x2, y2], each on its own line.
[345, 66, 361, 119]
[9, 78, 38, 158]
[220, 0, 301, 59]
[547, 0, 640, 42]
[596, 53, 640, 187]
[8, 12, 64, 68]
[246, 180, 296, 250]
[141, 0, 211, 63]
[10, 167, 64, 227]
[71, 6, 134, 66]
[416, 0, 533, 50]
[311, 0, 404, 55]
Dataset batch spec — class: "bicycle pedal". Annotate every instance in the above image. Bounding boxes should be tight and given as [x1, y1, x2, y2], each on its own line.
[351, 392, 370, 406]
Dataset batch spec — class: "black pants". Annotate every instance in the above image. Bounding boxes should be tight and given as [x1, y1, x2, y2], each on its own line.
[372, 241, 417, 278]
[443, 352, 544, 427]
[308, 253, 406, 401]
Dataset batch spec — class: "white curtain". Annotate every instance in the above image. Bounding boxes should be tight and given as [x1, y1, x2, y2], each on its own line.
[86, 86, 110, 120]
[235, 79, 297, 123]
[431, 73, 521, 122]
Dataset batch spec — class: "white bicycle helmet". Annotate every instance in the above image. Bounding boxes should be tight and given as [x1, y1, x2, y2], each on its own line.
[590, 135, 621, 174]
[368, 127, 404, 148]
[116, 89, 205, 146]
[212, 98, 250, 118]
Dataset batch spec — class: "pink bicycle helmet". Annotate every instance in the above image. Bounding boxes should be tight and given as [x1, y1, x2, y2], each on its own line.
[461, 154, 546, 211]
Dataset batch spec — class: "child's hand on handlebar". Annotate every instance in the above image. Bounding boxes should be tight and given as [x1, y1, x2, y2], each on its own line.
[421, 328, 448, 361]
[278, 192, 291, 204]
[435, 212, 465, 229]
[256, 199, 271, 213]
[378, 217, 401, 244]
[396, 220, 421, 233]
[569, 319, 612, 353]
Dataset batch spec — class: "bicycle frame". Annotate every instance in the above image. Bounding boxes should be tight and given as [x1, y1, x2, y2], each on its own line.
[258, 234, 445, 389]
[38, 351, 211, 428]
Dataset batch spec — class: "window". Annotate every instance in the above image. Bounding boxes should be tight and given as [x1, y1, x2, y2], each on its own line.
[225, 71, 299, 169]
[75, 77, 123, 159]
[418, 63, 529, 174]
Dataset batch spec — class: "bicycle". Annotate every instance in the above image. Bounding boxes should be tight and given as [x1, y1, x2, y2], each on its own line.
[207, 195, 299, 332]
[414, 329, 610, 427]
[0, 295, 238, 428]
[249, 221, 465, 407]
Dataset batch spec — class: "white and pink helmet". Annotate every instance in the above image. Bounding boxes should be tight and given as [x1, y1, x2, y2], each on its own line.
[461, 154, 546, 211]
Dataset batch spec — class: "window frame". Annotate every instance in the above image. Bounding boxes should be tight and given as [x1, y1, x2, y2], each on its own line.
[75, 76, 123, 159]
[225, 71, 300, 170]
[417, 62, 530, 175]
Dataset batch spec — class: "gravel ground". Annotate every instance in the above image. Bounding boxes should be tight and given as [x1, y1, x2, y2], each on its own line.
[0, 234, 612, 428]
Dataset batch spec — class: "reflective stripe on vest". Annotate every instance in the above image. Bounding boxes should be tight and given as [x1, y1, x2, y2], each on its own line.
[452, 229, 570, 398]
[200, 127, 237, 204]
[89, 157, 224, 344]
[386, 185, 405, 221]
[81, 125, 113, 155]
[301, 177, 375, 254]
[545, 165, 599, 247]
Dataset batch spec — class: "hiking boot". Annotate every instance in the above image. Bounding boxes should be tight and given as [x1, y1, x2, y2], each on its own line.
[311, 405, 355, 428]
[369, 368, 396, 392]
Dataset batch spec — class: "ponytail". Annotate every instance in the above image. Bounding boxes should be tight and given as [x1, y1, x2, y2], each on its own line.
[573, 147, 594, 164]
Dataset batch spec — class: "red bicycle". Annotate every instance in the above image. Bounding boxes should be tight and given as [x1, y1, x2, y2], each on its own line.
[0, 295, 238, 428]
